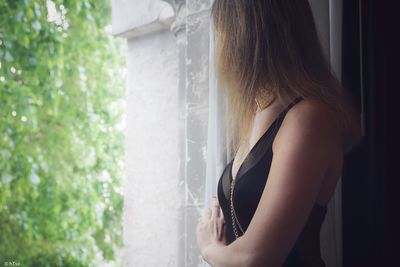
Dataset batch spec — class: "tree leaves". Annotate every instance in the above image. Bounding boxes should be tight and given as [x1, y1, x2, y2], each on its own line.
[0, 1, 125, 266]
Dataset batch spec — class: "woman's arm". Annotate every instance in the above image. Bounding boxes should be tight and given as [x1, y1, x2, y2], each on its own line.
[202, 235, 254, 267]
[200, 99, 341, 267]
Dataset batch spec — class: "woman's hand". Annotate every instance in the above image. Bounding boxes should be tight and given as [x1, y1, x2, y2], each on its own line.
[196, 196, 227, 259]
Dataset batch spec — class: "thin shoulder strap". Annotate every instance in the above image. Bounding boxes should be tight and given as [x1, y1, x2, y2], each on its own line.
[282, 96, 304, 115]
[273, 96, 304, 127]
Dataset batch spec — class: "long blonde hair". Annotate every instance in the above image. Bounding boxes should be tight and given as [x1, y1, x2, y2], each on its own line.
[211, 0, 360, 156]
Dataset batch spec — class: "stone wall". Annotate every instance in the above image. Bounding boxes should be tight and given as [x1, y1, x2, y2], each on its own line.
[112, 0, 212, 266]
[112, 1, 181, 266]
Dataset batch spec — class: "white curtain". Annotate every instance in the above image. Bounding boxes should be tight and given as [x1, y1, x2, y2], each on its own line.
[204, 1, 343, 267]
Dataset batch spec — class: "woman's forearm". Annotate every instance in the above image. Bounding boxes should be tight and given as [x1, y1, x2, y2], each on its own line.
[202, 237, 254, 267]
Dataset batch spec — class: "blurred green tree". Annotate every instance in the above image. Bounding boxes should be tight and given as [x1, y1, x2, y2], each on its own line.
[0, 0, 125, 266]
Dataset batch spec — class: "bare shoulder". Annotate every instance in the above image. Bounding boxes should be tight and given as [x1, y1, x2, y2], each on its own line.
[286, 97, 338, 129]
[273, 97, 341, 158]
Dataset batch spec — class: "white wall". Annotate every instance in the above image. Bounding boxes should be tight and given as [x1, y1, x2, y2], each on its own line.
[112, 1, 181, 266]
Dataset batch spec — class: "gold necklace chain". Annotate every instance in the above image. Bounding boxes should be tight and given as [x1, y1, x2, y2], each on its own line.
[230, 176, 244, 240]
[230, 93, 277, 240]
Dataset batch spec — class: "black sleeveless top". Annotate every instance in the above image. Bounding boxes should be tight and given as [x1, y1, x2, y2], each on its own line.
[217, 97, 328, 267]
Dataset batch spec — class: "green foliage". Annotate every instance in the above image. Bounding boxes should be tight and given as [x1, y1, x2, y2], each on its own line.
[0, 0, 126, 265]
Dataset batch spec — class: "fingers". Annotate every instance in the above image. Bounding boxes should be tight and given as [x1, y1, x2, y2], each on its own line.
[212, 195, 220, 205]
[197, 197, 227, 243]
[211, 196, 225, 241]
[221, 222, 227, 245]
[200, 207, 211, 224]
[211, 196, 220, 218]
[207, 207, 212, 219]
[199, 196, 224, 225]
[216, 216, 225, 240]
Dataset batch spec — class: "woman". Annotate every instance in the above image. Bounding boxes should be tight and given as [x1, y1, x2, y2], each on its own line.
[196, 0, 360, 266]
